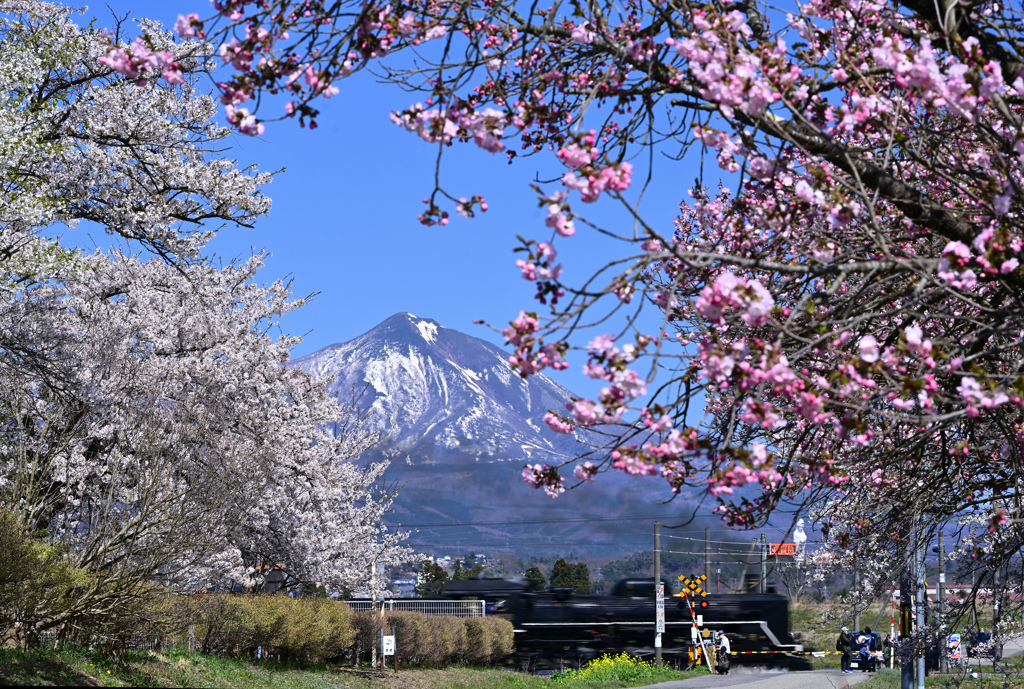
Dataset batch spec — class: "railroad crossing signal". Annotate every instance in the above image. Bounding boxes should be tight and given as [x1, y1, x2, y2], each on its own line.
[678, 574, 707, 598]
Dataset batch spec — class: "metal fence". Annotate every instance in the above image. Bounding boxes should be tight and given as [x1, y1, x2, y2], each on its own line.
[343, 599, 486, 617]
[38, 629, 183, 652]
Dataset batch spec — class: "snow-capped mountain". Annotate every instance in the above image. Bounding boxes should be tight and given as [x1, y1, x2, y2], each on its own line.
[291, 312, 581, 465]
[290, 312, 689, 557]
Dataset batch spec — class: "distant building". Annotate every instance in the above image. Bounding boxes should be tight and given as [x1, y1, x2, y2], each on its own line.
[393, 578, 418, 597]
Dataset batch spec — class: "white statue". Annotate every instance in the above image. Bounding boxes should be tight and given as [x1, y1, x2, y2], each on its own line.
[793, 518, 808, 562]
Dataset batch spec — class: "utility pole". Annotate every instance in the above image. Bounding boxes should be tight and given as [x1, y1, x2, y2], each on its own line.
[654, 521, 662, 668]
[938, 530, 946, 673]
[738, 539, 757, 592]
[371, 559, 378, 669]
[900, 565, 914, 689]
[971, 568, 977, 629]
[993, 564, 1002, 672]
[916, 524, 925, 689]
[854, 563, 861, 632]
[760, 532, 768, 594]
[899, 517, 915, 689]
[705, 527, 711, 585]
[717, 545, 722, 594]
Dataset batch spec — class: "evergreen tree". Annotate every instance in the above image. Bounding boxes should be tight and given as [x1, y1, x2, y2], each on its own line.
[414, 561, 449, 597]
[549, 558, 574, 590]
[452, 559, 469, 581]
[573, 563, 592, 594]
[525, 566, 546, 591]
[550, 558, 592, 594]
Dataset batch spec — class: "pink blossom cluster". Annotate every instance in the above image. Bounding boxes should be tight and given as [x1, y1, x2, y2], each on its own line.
[544, 191, 575, 237]
[516, 241, 562, 281]
[957, 377, 1010, 417]
[556, 131, 597, 168]
[219, 38, 254, 71]
[456, 195, 489, 218]
[698, 339, 797, 399]
[564, 397, 625, 427]
[936, 240, 978, 289]
[522, 463, 566, 497]
[868, 36, 1006, 121]
[502, 310, 569, 376]
[99, 38, 182, 86]
[562, 161, 633, 203]
[570, 22, 596, 44]
[391, 103, 512, 153]
[174, 13, 206, 39]
[573, 461, 598, 482]
[543, 411, 576, 434]
[695, 271, 775, 327]
[513, 238, 566, 305]
[707, 444, 788, 498]
[554, 128, 633, 202]
[225, 104, 264, 136]
[610, 447, 661, 476]
[676, 9, 801, 119]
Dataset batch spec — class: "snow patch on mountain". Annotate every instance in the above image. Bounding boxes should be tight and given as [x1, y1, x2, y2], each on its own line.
[415, 319, 438, 344]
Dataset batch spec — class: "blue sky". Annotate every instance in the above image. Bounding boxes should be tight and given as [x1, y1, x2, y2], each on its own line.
[88, 1, 701, 400]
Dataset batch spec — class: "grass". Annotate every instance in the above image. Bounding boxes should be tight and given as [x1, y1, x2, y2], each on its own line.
[0, 644, 702, 688]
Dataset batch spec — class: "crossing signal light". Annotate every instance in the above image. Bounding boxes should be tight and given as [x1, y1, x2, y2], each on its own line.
[699, 600, 708, 609]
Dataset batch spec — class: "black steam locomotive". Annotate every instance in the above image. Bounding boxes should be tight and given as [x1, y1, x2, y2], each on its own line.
[442, 577, 807, 670]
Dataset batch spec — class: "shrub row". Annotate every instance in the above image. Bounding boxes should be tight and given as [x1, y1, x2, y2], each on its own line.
[189, 594, 355, 662]
[350, 610, 513, 666]
[140, 593, 513, 667]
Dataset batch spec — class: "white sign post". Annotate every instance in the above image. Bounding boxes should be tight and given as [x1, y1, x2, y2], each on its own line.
[380, 629, 396, 672]
[656, 583, 665, 649]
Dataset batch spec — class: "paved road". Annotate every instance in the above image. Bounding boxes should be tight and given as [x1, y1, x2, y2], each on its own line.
[626, 668, 874, 689]
[625, 637, 1024, 689]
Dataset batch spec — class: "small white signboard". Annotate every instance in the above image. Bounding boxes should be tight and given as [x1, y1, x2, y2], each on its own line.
[382, 635, 395, 656]
[656, 583, 665, 633]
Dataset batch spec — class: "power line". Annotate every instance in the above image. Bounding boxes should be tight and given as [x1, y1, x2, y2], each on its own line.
[385, 514, 678, 528]
[405, 542, 654, 548]
[661, 534, 754, 547]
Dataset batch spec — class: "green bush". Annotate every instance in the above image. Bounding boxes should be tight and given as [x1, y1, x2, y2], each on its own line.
[484, 616, 514, 663]
[195, 594, 258, 655]
[348, 609, 511, 668]
[463, 617, 492, 665]
[191, 594, 354, 662]
[0, 509, 97, 648]
[435, 615, 467, 664]
[386, 611, 424, 665]
[171, 596, 511, 668]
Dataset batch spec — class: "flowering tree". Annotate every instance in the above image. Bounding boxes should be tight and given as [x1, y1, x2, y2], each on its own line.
[103, 0, 1024, 618]
[0, 0, 407, 640]
[1, 253, 405, 636]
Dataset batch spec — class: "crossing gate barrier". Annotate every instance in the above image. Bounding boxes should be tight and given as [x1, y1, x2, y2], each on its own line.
[729, 650, 844, 656]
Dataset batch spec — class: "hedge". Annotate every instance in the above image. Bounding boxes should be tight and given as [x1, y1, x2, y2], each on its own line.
[171, 594, 513, 667]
